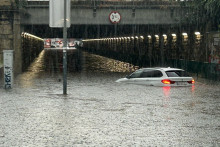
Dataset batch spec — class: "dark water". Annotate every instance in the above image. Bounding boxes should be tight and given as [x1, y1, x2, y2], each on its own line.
[16, 49, 220, 88]
[16, 49, 139, 87]
[43, 49, 139, 73]
[0, 49, 219, 146]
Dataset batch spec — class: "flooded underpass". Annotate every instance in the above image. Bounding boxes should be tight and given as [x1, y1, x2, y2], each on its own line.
[0, 49, 219, 146]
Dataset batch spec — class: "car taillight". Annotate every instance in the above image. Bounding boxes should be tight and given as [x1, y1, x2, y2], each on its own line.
[187, 79, 195, 84]
[161, 79, 175, 84]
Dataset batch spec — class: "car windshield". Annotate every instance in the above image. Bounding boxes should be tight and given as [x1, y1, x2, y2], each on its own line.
[166, 70, 190, 77]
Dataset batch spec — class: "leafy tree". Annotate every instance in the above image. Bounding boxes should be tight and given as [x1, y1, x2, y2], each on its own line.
[182, 0, 220, 31]
[14, 0, 27, 9]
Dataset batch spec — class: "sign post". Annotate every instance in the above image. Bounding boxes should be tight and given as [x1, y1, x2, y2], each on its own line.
[49, 0, 70, 94]
[3, 50, 13, 89]
[63, 0, 67, 95]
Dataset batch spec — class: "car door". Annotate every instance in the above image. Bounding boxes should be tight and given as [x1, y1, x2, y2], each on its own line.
[137, 69, 163, 85]
[134, 69, 153, 85]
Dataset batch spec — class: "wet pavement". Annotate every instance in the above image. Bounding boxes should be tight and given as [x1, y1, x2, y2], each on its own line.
[0, 50, 220, 146]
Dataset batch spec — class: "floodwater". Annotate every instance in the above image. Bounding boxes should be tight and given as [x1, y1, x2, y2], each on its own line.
[0, 49, 219, 146]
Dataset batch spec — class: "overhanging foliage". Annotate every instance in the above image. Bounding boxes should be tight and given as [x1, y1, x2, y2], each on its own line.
[181, 0, 220, 31]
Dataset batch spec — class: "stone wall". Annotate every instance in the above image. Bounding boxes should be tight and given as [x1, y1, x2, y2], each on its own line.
[0, 0, 22, 76]
[1, 0, 12, 6]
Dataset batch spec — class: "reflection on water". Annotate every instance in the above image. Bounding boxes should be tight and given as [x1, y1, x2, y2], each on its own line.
[81, 52, 139, 73]
[42, 49, 139, 74]
[163, 86, 171, 98]
[191, 85, 195, 93]
[17, 50, 46, 87]
[162, 86, 171, 108]
[8, 49, 220, 147]
[16, 49, 139, 87]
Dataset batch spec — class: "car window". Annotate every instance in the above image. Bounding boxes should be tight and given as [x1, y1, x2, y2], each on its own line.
[140, 70, 163, 78]
[166, 70, 190, 77]
[129, 70, 143, 78]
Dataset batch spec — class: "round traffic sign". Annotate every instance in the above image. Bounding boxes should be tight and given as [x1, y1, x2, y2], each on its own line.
[109, 11, 121, 24]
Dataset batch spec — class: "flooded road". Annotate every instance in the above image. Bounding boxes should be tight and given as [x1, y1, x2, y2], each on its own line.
[0, 49, 219, 146]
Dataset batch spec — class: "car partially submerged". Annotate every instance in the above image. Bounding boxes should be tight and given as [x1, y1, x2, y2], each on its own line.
[116, 67, 195, 86]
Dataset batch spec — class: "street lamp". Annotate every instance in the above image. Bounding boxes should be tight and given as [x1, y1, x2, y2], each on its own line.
[195, 32, 200, 35]
[171, 33, 176, 37]
[182, 33, 188, 36]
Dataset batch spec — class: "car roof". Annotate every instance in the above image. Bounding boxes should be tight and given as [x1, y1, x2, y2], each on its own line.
[140, 67, 184, 72]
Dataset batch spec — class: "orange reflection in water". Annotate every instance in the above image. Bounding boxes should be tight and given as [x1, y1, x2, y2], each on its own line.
[163, 86, 171, 98]
[191, 85, 195, 92]
[163, 86, 171, 108]
[162, 86, 172, 120]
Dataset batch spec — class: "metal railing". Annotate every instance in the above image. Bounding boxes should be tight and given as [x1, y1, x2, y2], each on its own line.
[25, 0, 182, 8]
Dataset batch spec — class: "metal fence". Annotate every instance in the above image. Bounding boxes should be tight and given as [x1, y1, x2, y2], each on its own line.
[166, 59, 220, 80]
[25, 0, 182, 8]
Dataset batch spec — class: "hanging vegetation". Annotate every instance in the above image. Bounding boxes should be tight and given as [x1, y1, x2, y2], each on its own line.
[182, 0, 220, 31]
